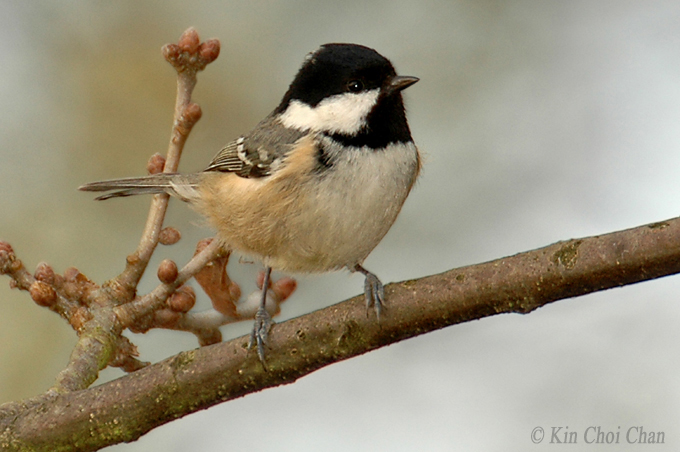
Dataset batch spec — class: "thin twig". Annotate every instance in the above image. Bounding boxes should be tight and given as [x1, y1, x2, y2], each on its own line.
[116, 28, 218, 290]
[114, 237, 223, 327]
[0, 29, 223, 395]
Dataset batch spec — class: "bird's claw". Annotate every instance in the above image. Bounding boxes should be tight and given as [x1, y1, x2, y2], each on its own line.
[249, 304, 273, 365]
[363, 272, 385, 319]
[354, 264, 385, 319]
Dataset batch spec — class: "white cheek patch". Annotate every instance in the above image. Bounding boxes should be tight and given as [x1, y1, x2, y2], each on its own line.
[279, 89, 380, 135]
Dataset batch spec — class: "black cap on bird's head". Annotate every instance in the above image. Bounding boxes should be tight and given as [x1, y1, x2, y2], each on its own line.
[276, 44, 418, 149]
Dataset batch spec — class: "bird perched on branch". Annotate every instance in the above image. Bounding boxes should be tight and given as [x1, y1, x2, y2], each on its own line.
[80, 43, 421, 362]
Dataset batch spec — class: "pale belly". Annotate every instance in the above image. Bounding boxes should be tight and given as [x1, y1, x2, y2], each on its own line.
[195, 141, 419, 273]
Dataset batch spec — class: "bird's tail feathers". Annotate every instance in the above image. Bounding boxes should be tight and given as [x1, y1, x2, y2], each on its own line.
[79, 173, 200, 201]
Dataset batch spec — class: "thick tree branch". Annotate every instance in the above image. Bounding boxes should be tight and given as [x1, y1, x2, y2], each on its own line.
[1, 216, 679, 451]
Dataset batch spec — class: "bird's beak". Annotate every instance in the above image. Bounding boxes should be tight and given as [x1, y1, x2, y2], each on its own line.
[388, 75, 419, 93]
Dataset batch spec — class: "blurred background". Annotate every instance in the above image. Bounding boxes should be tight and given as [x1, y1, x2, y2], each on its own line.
[1, 1, 679, 450]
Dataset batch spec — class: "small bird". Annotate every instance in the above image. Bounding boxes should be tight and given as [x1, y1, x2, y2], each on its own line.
[80, 43, 421, 362]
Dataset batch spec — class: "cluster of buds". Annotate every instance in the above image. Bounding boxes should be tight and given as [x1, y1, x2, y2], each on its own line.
[0, 28, 301, 377]
[161, 27, 220, 73]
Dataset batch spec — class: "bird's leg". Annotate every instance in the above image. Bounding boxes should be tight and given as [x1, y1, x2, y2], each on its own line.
[249, 266, 273, 364]
[353, 264, 385, 319]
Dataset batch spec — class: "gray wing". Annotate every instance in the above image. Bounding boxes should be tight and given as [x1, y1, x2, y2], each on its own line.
[204, 115, 309, 178]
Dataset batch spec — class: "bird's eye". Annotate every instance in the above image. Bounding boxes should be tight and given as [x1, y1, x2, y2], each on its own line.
[347, 80, 364, 93]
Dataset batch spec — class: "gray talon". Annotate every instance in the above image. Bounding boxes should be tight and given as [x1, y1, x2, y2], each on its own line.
[249, 266, 273, 365]
[354, 264, 385, 318]
[249, 305, 273, 364]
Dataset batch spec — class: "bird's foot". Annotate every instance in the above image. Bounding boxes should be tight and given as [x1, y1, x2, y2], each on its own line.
[249, 305, 273, 365]
[354, 264, 385, 319]
[248, 266, 274, 366]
